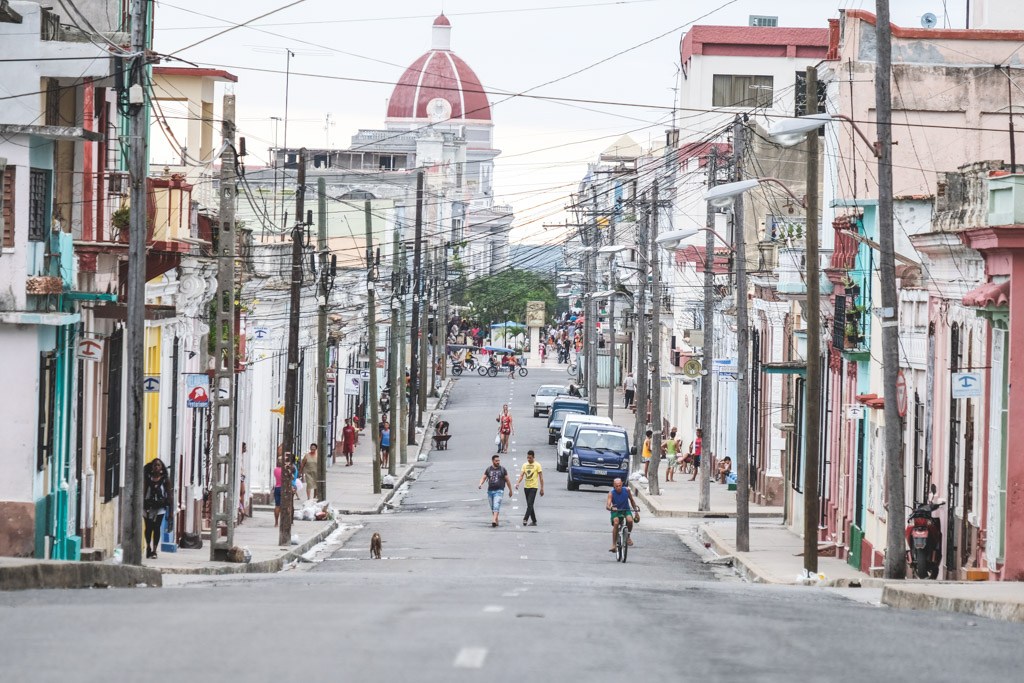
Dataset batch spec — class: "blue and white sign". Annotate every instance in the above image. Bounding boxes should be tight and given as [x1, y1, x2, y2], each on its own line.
[951, 372, 982, 399]
[252, 326, 270, 341]
[185, 373, 210, 408]
[143, 375, 160, 393]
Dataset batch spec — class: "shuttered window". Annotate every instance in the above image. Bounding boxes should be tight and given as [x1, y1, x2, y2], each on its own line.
[1, 163, 13, 248]
[104, 329, 123, 501]
[28, 168, 48, 242]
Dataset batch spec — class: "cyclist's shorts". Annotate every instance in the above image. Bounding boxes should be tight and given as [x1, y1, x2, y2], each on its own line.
[610, 510, 633, 523]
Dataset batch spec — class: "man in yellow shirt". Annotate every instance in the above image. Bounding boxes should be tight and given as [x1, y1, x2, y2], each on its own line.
[515, 450, 545, 526]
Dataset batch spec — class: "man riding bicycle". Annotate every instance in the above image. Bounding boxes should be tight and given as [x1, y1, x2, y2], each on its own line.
[606, 477, 638, 552]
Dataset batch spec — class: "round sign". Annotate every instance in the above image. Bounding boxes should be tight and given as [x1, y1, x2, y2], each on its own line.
[683, 359, 702, 378]
[895, 370, 908, 418]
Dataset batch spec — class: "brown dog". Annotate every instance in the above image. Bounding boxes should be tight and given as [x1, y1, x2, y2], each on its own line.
[370, 532, 382, 559]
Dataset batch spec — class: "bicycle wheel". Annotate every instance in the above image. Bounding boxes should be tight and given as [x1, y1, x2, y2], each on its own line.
[477, 365, 489, 376]
[616, 524, 627, 562]
[518, 367, 528, 377]
[452, 365, 463, 376]
[566, 363, 577, 376]
[487, 366, 498, 378]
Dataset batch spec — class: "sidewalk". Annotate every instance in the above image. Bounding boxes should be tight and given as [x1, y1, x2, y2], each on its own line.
[0, 382, 451, 589]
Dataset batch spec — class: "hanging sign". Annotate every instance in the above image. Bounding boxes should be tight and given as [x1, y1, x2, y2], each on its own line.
[252, 326, 270, 341]
[895, 370, 908, 417]
[143, 375, 160, 393]
[845, 404, 865, 420]
[344, 373, 362, 396]
[76, 338, 105, 361]
[951, 372, 982, 399]
[185, 373, 210, 408]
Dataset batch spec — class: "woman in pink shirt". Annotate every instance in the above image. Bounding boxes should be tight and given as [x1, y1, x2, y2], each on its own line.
[273, 455, 283, 526]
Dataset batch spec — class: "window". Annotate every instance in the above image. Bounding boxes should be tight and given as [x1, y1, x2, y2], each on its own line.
[38, 352, 56, 471]
[28, 168, 49, 241]
[712, 75, 774, 108]
[749, 15, 778, 27]
[794, 71, 828, 119]
[1, 162, 13, 248]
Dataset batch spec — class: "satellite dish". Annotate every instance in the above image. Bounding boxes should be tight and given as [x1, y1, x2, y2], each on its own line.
[921, 12, 938, 28]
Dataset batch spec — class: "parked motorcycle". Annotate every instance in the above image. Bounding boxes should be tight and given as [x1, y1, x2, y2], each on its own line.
[905, 498, 945, 579]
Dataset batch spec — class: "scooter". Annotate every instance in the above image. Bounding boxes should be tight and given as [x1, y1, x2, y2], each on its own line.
[905, 498, 945, 579]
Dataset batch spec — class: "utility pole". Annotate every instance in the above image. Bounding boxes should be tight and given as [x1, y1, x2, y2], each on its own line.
[399, 243, 410, 466]
[279, 149, 307, 546]
[389, 228, 401, 479]
[607, 213, 617, 420]
[876, 0, 907, 579]
[316, 177, 329, 502]
[733, 119, 750, 552]
[648, 183, 663, 497]
[418, 248, 430, 424]
[698, 149, 718, 512]
[587, 188, 599, 402]
[803, 66, 822, 575]
[366, 200, 381, 494]
[209, 94, 238, 561]
[632, 207, 649, 473]
[408, 171, 424, 444]
[121, 0, 149, 566]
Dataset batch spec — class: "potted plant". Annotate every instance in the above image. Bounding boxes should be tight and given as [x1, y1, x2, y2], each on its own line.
[111, 206, 130, 242]
[843, 322, 862, 349]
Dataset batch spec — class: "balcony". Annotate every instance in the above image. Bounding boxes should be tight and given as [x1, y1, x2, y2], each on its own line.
[776, 240, 834, 297]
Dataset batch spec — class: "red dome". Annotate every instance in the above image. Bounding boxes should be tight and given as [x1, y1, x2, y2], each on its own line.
[386, 19, 491, 122]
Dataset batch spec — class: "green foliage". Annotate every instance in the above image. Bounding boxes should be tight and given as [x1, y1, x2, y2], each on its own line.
[456, 268, 555, 327]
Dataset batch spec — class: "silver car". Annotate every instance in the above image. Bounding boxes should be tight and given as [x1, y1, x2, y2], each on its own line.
[532, 384, 565, 417]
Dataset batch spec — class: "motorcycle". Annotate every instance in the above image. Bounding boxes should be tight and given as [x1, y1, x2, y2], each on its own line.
[905, 498, 945, 579]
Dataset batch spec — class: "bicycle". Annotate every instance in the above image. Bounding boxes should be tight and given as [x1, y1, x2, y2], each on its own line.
[610, 507, 639, 563]
[566, 361, 578, 376]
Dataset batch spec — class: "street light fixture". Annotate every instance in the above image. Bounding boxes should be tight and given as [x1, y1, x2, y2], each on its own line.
[768, 112, 881, 158]
[705, 178, 806, 209]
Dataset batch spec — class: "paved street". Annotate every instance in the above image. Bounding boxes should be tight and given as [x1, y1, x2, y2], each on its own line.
[2, 367, 1024, 682]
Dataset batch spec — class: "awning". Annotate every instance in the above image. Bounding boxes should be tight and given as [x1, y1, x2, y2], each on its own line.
[962, 280, 1010, 309]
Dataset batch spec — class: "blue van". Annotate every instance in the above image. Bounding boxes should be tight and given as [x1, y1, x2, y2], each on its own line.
[546, 396, 591, 444]
[565, 425, 634, 491]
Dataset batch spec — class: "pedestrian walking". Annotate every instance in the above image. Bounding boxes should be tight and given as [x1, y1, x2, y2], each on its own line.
[341, 418, 357, 466]
[380, 422, 392, 469]
[478, 454, 513, 527]
[514, 450, 544, 526]
[300, 444, 319, 501]
[642, 430, 652, 479]
[273, 455, 283, 526]
[496, 404, 513, 454]
[623, 372, 636, 408]
[142, 458, 170, 559]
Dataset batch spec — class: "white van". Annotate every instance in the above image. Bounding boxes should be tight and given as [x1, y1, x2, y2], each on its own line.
[556, 414, 613, 471]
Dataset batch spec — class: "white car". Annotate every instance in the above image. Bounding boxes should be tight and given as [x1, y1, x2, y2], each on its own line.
[532, 384, 565, 417]
[556, 414, 612, 471]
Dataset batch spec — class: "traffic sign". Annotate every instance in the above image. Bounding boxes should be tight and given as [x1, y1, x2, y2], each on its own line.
[143, 375, 160, 393]
[76, 338, 105, 361]
[895, 370, 908, 417]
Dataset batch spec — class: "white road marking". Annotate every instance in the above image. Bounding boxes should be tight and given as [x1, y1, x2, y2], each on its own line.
[520, 555, 528, 559]
[453, 647, 488, 669]
[483, 605, 504, 613]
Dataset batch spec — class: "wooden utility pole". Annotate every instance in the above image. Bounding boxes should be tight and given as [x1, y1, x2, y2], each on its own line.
[366, 200, 381, 494]
[803, 66, 822, 575]
[586, 188, 599, 401]
[278, 149, 306, 546]
[316, 177, 328, 501]
[121, 0, 149, 566]
[399, 243, 410, 466]
[418, 248, 430, 424]
[876, 0, 907, 579]
[408, 171, 424, 444]
[648, 183, 663, 496]
[388, 228, 401, 480]
[733, 119, 750, 553]
[607, 213, 617, 420]
[632, 208, 649, 473]
[209, 93, 238, 560]
[698, 149, 718, 512]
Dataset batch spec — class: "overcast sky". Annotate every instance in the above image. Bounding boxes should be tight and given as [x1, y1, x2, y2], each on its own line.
[153, 0, 967, 244]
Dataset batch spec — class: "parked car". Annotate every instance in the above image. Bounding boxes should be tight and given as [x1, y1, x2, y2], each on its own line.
[532, 384, 565, 418]
[565, 425, 634, 491]
[546, 397, 591, 444]
[556, 414, 613, 471]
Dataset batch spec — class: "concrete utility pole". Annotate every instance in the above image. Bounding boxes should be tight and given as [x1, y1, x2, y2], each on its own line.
[876, 0, 907, 579]
[279, 149, 307, 546]
[698, 149, 718, 512]
[389, 228, 401, 479]
[399, 243, 410, 466]
[418, 248, 430, 424]
[366, 200, 381, 494]
[733, 119, 750, 552]
[632, 207, 649, 473]
[803, 66, 822, 575]
[121, 0, 149, 566]
[607, 213, 617, 420]
[647, 183, 663, 497]
[316, 177, 328, 502]
[408, 171, 424, 444]
[209, 94, 238, 560]
[587, 188, 599, 402]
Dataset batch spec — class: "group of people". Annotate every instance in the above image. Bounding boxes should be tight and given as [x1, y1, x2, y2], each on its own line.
[638, 427, 731, 484]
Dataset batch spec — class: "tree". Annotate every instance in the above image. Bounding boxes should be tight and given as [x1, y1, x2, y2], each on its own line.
[456, 268, 555, 329]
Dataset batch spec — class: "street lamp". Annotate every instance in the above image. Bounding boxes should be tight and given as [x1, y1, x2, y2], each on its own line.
[768, 112, 881, 158]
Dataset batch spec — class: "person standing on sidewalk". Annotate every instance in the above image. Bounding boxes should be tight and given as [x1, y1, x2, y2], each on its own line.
[340, 418, 357, 467]
[496, 404, 513, 454]
[301, 444, 319, 501]
[623, 372, 636, 409]
[688, 428, 703, 482]
[642, 430, 653, 478]
[380, 421, 392, 470]
[143, 458, 170, 559]
[515, 450, 544, 526]
[478, 454, 513, 527]
[273, 455, 283, 527]
[663, 428, 680, 482]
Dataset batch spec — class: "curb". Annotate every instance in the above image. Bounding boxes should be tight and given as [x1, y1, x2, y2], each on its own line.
[881, 585, 1024, 623]
[630, 484, 783, 519]
[698, 524, 787, 585]
[159, 520, 339, 576]
[0, 559, 162, 591]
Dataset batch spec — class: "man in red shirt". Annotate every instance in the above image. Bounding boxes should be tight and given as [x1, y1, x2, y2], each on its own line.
[340, 418, 357, 467]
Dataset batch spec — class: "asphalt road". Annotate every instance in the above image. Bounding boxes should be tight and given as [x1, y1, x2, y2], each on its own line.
[2, 366, 1024, 682]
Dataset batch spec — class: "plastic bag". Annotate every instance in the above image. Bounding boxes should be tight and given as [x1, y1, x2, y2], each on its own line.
[294, 479, 305, 494]
[494, 433, 501, 446]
